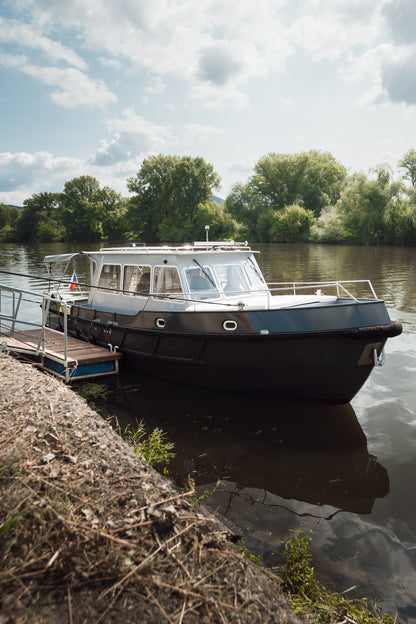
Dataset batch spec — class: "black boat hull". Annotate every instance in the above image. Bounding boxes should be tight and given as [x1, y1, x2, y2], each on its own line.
[47, 300, 402, 402]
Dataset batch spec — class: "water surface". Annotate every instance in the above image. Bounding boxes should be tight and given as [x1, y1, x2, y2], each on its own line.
[1, 241, 416, 621]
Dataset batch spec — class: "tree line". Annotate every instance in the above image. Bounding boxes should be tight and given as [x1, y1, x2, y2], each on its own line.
[1, 150, 416, 245]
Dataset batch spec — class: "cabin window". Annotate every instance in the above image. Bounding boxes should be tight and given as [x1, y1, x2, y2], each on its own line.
[185, 266, 218, 298]
[215, 264, 249, 296]
[97, 264, 121, 293]
[243, 258, 266, 290]
[124, 265, 151, 296]
[153, 266, 183, 298]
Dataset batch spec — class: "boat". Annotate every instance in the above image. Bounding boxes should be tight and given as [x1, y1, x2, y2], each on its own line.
[43, 240, 402, 402]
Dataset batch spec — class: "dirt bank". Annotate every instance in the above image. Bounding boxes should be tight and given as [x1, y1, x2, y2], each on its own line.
[0, 354, 301, 624]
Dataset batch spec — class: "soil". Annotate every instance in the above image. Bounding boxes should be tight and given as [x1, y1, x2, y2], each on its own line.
[0, 353, 301, 624]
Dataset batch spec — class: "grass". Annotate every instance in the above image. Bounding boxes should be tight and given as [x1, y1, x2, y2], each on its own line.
[279, 527, 398, 624]
[123, 419, 175, 468]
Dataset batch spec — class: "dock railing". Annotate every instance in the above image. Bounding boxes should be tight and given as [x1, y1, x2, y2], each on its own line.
[0, 283, 71, 374]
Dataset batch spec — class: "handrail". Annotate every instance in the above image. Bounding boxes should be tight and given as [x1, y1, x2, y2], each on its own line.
[0, 277, 379, 323]
[0, 284, 71, 376]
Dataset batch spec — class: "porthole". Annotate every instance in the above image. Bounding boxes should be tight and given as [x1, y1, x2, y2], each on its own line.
[155, 318, 166, 329]
[223, 320, 237, 331]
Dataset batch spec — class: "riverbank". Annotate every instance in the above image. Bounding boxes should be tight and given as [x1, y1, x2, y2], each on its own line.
[0, 353, 301, 624]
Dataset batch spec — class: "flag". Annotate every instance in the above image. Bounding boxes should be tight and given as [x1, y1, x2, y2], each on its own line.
[70, 272, 78, 290]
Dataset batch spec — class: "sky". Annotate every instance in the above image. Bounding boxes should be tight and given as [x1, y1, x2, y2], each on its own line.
[1, 0, 416, 206]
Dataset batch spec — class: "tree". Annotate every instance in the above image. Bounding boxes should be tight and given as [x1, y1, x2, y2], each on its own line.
[309, 205, 347, 242]
[15, 193, 62, 242]
[269, 204, 315, 242]
[0, 204, 20, 242]
[60, 176, 103, 241]
[127, 155, 221, 242]
[224, 182, 268, 240]
[248, 151, 347, 216]
[334, 166, 404, 244]
[399, 149, 416, 187]
[95, 187, 127, 241]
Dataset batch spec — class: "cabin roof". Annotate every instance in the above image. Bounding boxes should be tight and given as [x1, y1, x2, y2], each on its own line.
[44, 242, 256, 265]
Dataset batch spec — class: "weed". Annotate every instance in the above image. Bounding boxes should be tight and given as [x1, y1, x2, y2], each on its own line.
[75, 382, 112, 405]
[123, 420, 175, 468]
[280, 525, 398, 624]
[281, 527, 319, 600]
[182, 477, 223, 507]
[234, 538, 261, 565]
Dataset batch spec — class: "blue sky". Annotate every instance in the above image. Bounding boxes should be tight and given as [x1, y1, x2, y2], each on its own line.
[1, 0, 416, 205]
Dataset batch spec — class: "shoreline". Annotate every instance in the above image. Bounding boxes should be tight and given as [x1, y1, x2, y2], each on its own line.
[0, 353, 300, 623]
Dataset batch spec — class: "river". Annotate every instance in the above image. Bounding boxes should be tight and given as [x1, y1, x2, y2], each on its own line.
[1, 241, 416, 622]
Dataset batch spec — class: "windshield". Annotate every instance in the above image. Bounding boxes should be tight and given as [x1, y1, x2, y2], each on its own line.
[185, 266, 218, 298]
[243, 258, 267, 291]
[214, 263, 249, 297]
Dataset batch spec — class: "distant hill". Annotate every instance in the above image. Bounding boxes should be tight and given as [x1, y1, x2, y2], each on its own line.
[211, 195, 224, 204]
[2, 204, 23, 211]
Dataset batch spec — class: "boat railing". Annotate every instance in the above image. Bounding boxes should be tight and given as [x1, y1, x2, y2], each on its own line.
[267, 279, 378, 302]
[183, 279, 379, 309]
[0, 283, 72, 370]
[47, 278, 378, 311]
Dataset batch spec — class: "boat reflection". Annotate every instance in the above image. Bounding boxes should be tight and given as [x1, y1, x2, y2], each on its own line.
[105, 372, 390, 516]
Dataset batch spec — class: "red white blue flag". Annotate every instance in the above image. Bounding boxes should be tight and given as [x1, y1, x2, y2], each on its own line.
[70, 272, 78, 290]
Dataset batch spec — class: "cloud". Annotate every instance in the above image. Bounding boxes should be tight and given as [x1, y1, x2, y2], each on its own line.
[91, 108, 172, 165]
[290, 0, 386, 61]
[0, 16, 87, 69]
[0, 52, 117, 108]
[8, 0, 293, 108]
[383, 0, 416, 45]
[198, 44, 243, 86]
[381, 53, 416, 105]
[0, 151, 83, 195]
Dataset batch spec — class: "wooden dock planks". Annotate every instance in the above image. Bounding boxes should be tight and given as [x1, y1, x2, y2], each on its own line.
[0, 328, 122, 380]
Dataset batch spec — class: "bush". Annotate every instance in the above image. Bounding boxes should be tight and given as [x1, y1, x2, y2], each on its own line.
[269, 204, 315, 242]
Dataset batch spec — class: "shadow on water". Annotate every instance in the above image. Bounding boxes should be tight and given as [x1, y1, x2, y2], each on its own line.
[100, 370, 389, 519]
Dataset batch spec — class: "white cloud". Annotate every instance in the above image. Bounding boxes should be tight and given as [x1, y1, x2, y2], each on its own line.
[0, 16, 87, 69]
[91, 108, 172, 165]
[0, 52, 117, 108]
[8, 0, 294, 108]
[383, 0, 416, 45]
[290, 0, 386, 61]
[0, 151, 84, 203]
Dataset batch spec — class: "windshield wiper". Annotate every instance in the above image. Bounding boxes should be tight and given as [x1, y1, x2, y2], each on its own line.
[248, 257, 266, 283]
[192, 259, 217, 289]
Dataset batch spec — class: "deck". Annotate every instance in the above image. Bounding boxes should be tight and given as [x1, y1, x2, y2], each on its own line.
[0, 327, 122, 382]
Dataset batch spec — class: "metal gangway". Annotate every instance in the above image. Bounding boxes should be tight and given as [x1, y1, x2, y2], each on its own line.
[0, 283, 121, 383]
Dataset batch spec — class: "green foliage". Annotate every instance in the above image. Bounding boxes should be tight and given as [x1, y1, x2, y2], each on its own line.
[0, 514, 21, 538]
[60, 176, 103, 241]
[127, 155, 221, 242]
[124, 420, 175, 468]
[280, 526, 397, 624]
[58, 176, 128, 242]
[15, 192, 62, 243]
[281, 528, 320, 599]
[182, 476, 223, 507]
[75, 382, 113, 402]
[224, 182, 268, 239]
[335, 167, 405, 244]
[7, 148, 416, 244]
[249, 150, 347, 216]
[399, 148, 416, 187]
[269, 204, 315, 242]
[0, 204, 20, 234]
[234, 538, 261, 565]
[309, 205, 347, 242]
[0, 224, 17, 242]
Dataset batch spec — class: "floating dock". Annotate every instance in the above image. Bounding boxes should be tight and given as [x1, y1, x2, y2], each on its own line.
[1, 327, 122, 382]
[0, 283, 121, 382]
